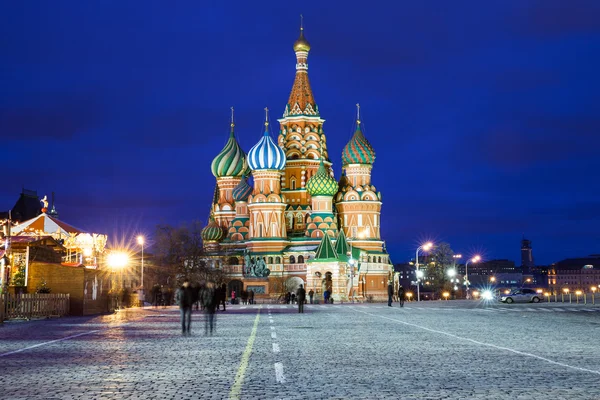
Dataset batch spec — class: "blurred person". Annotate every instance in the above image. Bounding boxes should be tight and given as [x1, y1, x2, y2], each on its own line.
[296, 284, 306, 313]
[175, 279, 194, 335]
[202, 281, 218, 335]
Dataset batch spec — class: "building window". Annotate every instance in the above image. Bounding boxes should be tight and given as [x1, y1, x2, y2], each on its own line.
[290, 255, 296, 264]
[276, 257, 281, 264]
[268, 257, 273, 264]
[291, 177, 297, 190]
[298, 255, 305, 263]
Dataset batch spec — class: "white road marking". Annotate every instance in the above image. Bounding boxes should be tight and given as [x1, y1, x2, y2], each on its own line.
[0, 330, 99, 358]
[272, 343, 280, 353]
[269, 319, 274, 323]
[274, 362, 286, 383]
[239, 307, 247, 310]
[354, 308, 600, 376]
[270, 326, 275, 330]
[271, 332, 277, 339]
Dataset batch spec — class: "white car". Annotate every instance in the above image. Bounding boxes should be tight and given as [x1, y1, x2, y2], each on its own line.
[500, 288, 542, 304]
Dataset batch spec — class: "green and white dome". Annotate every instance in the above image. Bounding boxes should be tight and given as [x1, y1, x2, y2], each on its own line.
[201, 218, 224, 242]
[306, 159, 337, 197]
[211, 124, 249, 178]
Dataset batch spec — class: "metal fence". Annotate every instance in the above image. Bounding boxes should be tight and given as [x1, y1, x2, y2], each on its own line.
[0, 293, 70, 321]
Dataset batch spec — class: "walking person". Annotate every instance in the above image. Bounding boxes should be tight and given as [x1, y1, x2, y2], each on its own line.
[175, 279, 194, 335]
[388, 281, 394, 307]
[219, 283, 227, 311]
[308, 289, 314, 304]
[296, 284, 306, 313]
[231, 290, 236, 305]
[398, 285, 406, 308]
[202, 281, 218, 335]
[249, 289, 254, 305]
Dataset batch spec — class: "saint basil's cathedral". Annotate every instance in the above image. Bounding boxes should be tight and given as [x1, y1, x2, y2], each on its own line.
[201, 26, 393, 301]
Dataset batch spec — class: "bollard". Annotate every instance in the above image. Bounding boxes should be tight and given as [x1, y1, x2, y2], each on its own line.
[569, 293, 572, 304]
[562, 293, 564, 303]
[584, 293, 587, 305]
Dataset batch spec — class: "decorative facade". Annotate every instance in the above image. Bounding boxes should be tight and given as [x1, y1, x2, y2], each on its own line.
[201, 25, 393, 301]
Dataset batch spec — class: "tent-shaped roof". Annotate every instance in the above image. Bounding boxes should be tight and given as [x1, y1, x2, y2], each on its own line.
[313, 232, 338, 262]
[11, 213, 85, 238]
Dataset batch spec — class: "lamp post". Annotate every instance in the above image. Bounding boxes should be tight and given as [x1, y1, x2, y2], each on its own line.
[465, 255, 481, 299]
[107, 251, 129, 309]
[347, 255, 356, 303]
[415, 242, 433, 302]
[592, 286, 597, 305]
[137, 236, 145, 303]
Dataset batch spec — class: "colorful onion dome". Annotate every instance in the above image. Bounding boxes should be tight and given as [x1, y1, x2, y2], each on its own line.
[248, 113, 286, 171]
[293, 28, 311, 52]
[201, 218, 224, 242]
[211, 123, 248, 178]
[232, 175, 253, 202]
[306, 160, 338, 197]
[342, 122, 376, 165]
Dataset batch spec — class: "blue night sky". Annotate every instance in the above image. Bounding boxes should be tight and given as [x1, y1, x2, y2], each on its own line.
[1, 1, 599, 265]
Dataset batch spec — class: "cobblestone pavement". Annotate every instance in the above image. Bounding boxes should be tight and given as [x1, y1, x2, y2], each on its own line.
[1, 301, 600, 399]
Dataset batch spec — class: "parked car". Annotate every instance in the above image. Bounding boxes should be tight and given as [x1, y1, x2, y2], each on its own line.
[500, 288, 543, 303]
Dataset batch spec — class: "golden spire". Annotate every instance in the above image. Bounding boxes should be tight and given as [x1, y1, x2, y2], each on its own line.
[264, 107, 269, 129]
[356, 103, 361, 125]
[230, 106, 235, 128]
[293, 14, 311, 52]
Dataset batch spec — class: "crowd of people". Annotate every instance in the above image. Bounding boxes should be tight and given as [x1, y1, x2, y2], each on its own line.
[173, 280, 253, 336]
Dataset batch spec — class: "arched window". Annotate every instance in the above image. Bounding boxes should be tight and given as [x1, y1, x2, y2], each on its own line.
[228, 257, 239, 265]
[298, 255, 304, 263]
[290, 177, 297, 190]
[268, 256, 273, 264]
[290, 255, 296, 264]
[276, 257, 281, 264]
[378, 256, 382, 263]
[368, 256, 371, 262]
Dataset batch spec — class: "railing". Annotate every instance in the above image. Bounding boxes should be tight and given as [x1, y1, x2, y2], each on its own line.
[1, 293, 70, 321]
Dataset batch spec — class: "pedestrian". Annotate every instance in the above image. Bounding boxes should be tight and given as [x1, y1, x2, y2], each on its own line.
[231, 290, 236, 305]
[323, 290, 329, 304]
[398, 285, 405, 307]
[241, 289, 248, 305]
[308, 289, 314, 304]
[219, 283, 227, 311]
[202, 281, 218, 335]
[175, 279, 194, 335]
[249, 289, 254, 305]
[291, 292, 296, 304]
[388, 282, 394, 307]
[285, 292, 291, 304]
[296, 284, 306, 313]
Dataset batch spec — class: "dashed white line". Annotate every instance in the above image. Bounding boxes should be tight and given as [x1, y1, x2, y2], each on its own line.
[272, 343, 280, 353]
[270, 326, 275, 330]
[274, 362, 286, 383]
[271, 332, 277, 339]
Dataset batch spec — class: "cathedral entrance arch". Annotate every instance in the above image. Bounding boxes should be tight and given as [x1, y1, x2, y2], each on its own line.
[285, 276, 304, 293]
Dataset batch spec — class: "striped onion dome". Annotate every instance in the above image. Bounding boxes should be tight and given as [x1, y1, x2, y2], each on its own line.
[341, 123, 375, 165]
[232, 175, 253, 202]
[211, 125, 248, 178]
[306, 159, 337, 197]
[248, 124, 286, 171]
[201, 218, 224, 242]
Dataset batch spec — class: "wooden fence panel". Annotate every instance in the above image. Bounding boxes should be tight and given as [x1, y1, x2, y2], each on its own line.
[0, 293, 70, 321]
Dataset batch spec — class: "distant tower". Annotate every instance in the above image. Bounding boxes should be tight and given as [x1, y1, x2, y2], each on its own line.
[521, 236, 534, 270]
[48, 192, 59, 218]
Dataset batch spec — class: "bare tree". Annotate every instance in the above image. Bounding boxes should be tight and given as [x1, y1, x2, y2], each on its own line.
[426, 242, 455, 294]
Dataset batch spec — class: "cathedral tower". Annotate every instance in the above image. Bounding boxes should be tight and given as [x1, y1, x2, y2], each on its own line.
[247, 108, 288, 252]
[210, 108, 249, 230]
[335, 105, 383, 252]
[278, 22, 331, 235]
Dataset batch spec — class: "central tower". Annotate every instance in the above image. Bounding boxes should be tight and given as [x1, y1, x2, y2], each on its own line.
[278, 22, 331, 236]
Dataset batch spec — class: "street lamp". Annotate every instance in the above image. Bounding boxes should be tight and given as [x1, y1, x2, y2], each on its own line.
[465, 255, 481, 299]
[591, 286, 597, 305]
[137, 236, 145, 302]
[415, 242, 433, 301]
